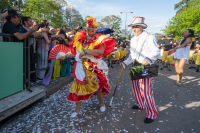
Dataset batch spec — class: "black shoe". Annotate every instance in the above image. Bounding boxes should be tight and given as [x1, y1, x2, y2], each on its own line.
[111, 65, 114, 68]
[168, 68, 172, 71]
[189, 66, 196, 69]
[160, 68, 163, 70]
[188, 66, 192, 69]
[144, 118, 154, 123]
[37, 77, 43, 80]
[131, 105, 140, 109]
[196, 69, 199, 72]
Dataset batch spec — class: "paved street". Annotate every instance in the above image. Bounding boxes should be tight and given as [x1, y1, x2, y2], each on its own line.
[0, 62, 200, 133]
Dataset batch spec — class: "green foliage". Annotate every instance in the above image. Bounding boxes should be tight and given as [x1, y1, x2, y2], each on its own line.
[101, 15, 122, 29]
[112, 22, 121, 34]
[22, 0, 66, 27]
[0, 0, 18, 12]
[81, 16, 90, 29]
[162, 0, 200, 40]
[174, 0, 191, 14]
[64, 7, 84, 29]
[130, 65, 144, 76]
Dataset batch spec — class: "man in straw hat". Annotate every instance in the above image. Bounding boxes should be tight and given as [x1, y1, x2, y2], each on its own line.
[121, 16, 160, 123]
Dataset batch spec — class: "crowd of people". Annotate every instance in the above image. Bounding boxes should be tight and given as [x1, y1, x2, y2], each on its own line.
[1, 8, 81, 83]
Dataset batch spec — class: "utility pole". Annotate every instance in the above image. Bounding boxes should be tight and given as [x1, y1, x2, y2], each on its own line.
[120, 12, 133, 38]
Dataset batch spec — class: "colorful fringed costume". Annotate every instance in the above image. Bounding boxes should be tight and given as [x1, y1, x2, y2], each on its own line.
[67, 31, 115, 102]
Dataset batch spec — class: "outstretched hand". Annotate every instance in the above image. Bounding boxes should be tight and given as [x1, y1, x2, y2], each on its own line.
[58, 56, 66, 60]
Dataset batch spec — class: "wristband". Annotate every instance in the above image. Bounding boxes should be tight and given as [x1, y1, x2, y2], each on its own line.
[83, 49, 87, 55]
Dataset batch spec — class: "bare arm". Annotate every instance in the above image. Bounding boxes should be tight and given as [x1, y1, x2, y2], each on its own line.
[43, 35, 51, 44]
[13, 28, 36, 40]
[79, 44, 105, 59]
[51, 35, 62, 38]
[85, 44, 105, 56]
[177, 38, 192, 49]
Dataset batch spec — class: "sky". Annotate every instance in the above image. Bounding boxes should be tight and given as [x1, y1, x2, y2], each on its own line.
[65, 0, 181, 34]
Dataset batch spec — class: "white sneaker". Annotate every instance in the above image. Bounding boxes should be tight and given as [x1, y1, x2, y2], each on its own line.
[100, 106, 105, 112]
[70, 112, 78, 118]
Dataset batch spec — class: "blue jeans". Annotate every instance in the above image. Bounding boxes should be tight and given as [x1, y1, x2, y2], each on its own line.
[37, 47, 48, 79]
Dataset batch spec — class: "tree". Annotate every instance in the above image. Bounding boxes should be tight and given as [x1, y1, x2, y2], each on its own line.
[64, 6, 84, 29]
[0, 0, 23, 12]
[101, 15, 122, 29]
[112, 22, 121, 34]
[22, 0, 66, 27]
[174, 0, 191, 14]
[162, 0, 200, 40]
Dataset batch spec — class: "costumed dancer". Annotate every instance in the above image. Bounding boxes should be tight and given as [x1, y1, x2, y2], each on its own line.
[160, 33, 176, 71]
[173, 29, 195, 86]
[194, 33, 200, 72]
[188, 33, 199, 69]
[121, 16, 160, 123]
[59, 16, 115, 118]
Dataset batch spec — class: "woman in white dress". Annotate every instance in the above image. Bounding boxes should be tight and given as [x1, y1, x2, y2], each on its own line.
[173, 29, 195, 86]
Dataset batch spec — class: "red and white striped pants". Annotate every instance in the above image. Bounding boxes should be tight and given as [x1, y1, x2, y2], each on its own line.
[131, 78, 157, 120]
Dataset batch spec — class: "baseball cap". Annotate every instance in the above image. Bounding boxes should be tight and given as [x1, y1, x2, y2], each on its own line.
[168, 33, 174, 37]
[49, 26, 54, 31]
[194, 33, 199, 37]
[123, 37, 126, 40]
[8, 9, 23, 17]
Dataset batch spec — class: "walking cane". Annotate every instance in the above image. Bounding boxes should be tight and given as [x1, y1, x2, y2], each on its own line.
[109, 67, 124, 107]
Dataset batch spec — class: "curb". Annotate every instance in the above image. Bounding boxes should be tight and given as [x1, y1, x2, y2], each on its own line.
[46, 76, 74, 96]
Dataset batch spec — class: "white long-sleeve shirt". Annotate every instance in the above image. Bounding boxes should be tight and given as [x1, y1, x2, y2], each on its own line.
[124, 31, 160, 66]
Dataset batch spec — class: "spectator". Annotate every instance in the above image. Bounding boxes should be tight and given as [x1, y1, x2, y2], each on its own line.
[76, 24, 82, 32]
[58, 29, 69, 46]
[181, 37, 184, 41]
[67, 29, 77, 40]
[55, 27, 61, 35]
[110, 34, 114, 39]
[36, 24, 51, 80]
[61, 25, 70, 34]
[44, 25, 62, 40]
[49, 26, 55, 35]
[2, 9, 37, 42]
[22, 16, 37, 82]
[1, 5, 18, 22]
[41, 20, 49, 26]
[31, 19, 39, 28]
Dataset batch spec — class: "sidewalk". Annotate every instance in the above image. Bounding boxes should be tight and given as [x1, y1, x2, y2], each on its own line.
[0, 76, 74, 122]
